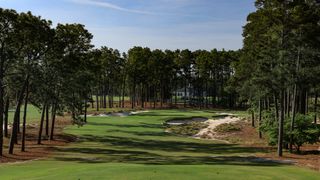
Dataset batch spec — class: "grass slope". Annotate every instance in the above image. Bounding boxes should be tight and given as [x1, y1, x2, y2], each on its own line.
[0, 110, 318, 179]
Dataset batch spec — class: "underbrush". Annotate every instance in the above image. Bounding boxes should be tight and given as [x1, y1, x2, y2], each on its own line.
[166, 122, 208, 136]
[214, 123, 241, 133]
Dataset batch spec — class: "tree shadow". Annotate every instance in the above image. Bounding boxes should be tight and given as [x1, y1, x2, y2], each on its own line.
[74, 135, 268, 154]
[53, 146, 286, 166]
[87, 122, 164, 129]
[131, 112, 183, 117]
[106, 129, 170, 137]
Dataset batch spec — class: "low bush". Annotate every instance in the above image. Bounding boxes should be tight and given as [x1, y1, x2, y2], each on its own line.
[260, 112, 320, 152]
[167, 122, 208, 136]
[214, 123, 241, 133]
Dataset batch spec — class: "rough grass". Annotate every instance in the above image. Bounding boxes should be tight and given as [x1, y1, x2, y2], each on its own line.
[214, 123, 241, 133]
[0, 110, 319, 179]
[167, 122, 208, 136]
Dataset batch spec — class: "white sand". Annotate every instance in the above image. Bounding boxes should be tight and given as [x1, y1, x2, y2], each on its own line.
[195, 115, 240, 139]
[130, 111, 150, 115]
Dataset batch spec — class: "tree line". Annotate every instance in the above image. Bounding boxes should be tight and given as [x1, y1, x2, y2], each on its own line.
[231, 0, 320, 156]
[92, 47, 241, 111]
[0, 9, 94, 155]
[0, 8, 240, 156]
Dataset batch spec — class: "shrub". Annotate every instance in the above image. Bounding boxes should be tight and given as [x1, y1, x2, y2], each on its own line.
[214, 123, 241, 133]
[260, 112, 320, 152]
[167, 122, 208, 136]
[289, 114, 320, 152]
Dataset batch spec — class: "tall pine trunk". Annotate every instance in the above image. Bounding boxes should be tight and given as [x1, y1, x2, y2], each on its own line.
[251, 110, 255, 127]
[21, 82, 29, 152]
[45, 105, 49, 137]
[184, 79, 187, 108]
[153, 86, 156, 109]
[277, 90, 285, 157]
[84, 99, 87, 123]
[96, 89, 99, 111]
[37, 104, 46, 145]
[4, 96, 9, 138]
[50, 104, 56, 140]
[0, 80, 4, 156]
[258, 98, 262, 139]
[9, 75, 29, 154]
[290, 85, 297, 152]
[122, 78, 125, 108]
[314, 93, 318, 124]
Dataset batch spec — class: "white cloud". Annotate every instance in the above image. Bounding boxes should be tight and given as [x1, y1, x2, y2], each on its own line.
[70, 0, 155, 15]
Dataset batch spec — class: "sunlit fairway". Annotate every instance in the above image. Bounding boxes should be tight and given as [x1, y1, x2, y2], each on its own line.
[0, 110, 318, 180]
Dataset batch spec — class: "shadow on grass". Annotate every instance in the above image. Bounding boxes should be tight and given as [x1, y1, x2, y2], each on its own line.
[88, 122, 164, 129]
[52, 134, 282, 166]
[106, 129, 170, 137]
[74, 135, 268, 154]
[53, 146, 283, 166]
[56, 112, 287, 167]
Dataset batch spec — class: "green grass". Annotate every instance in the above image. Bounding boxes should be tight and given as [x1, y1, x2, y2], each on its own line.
[8, 104, 42, 124]
[0, 110, 318, 179]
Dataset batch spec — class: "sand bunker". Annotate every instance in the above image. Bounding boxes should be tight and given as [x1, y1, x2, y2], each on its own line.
[86, 110, 150, 117]
[195, 115, 240, 140]
[166, 117, 208, 125]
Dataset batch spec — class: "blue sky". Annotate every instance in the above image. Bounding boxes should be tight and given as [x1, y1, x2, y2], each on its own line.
[0, 0, 256, 52]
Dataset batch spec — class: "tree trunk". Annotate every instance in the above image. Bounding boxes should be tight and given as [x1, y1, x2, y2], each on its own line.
[184, 79, 187, 108]
[4, 96, 9, 138]
[175, 83, 177, 106]
[205, 81, 208, 108]
[21, 82, 29, 152]
[132, 83, 135, 109]
[290, 84, 297, 152]
[314, 92, 318, 124]
[258, 98, 262, 139]
[287, 89, 290, 117]
[251, 110, 255, 127]
[45, 105, 49, 137]
[103, 84, 107, 109]
[37, 104, 46, 145]
[153, 85, 156, 109]
[9, 75, 29, 154]
[50, 104, 56, 141]
[122, 79, 125, 108]
[141, 85, 144, 108]
[84, 98, 87, 123]
[0, 83, 4, 155]
[160, 82, 163, 108]
[277, 90, 285, 157]
[274, 95, 279, 122]
[96, 89, 99, 111]
[299, 89, 307, 114]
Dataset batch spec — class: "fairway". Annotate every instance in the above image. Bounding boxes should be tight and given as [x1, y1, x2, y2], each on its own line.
[0, 110, 318, 180]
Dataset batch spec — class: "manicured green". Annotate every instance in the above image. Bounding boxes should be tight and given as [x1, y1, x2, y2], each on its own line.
[0, 110, 318, 179]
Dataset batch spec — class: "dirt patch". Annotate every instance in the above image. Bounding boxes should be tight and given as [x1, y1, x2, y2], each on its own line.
[214, 120, 320, 171]
[0, 116, 76, 164]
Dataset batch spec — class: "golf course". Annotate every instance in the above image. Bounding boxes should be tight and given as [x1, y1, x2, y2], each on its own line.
[1, 0, 320, 179]
[0, 110, 318, 179]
